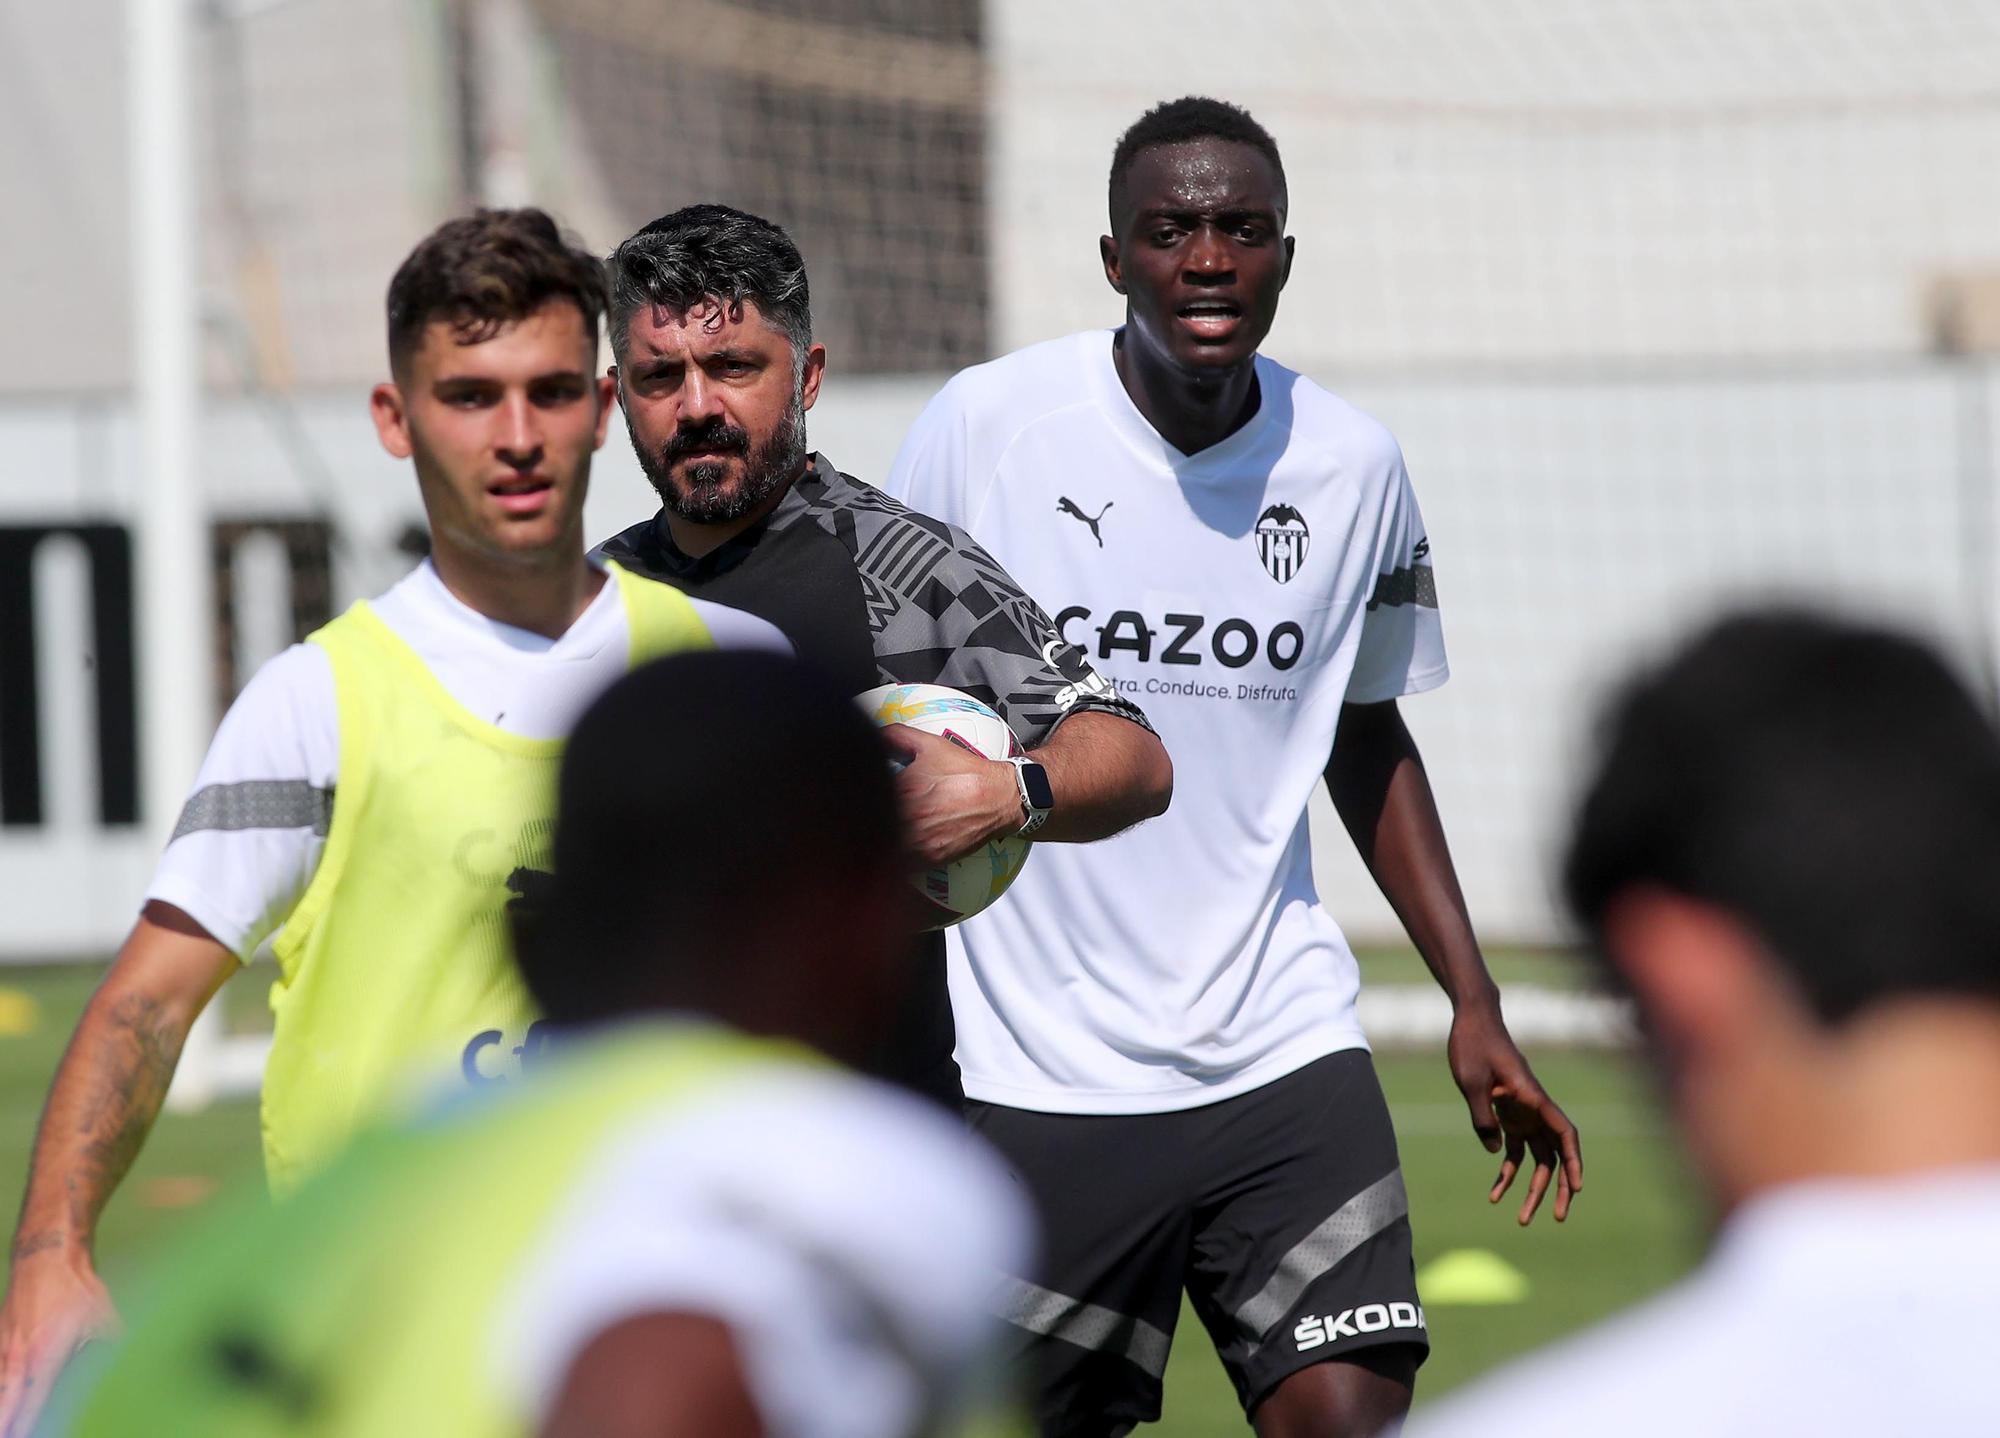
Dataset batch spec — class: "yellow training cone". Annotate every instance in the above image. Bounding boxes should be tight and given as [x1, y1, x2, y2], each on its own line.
[1417, 1248, 1531, 1306]
[0, 987, 40, 1038]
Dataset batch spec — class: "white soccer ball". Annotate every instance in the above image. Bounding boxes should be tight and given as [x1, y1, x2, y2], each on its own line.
[858, 683, 1033, 929]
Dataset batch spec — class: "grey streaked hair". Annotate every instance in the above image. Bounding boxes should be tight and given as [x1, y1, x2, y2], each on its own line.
[606, 204, 812, 377]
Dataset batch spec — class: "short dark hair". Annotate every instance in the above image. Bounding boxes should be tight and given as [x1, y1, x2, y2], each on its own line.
[605, 204, 812, 367]
[513, 651, 903, 1027]
[385, 208, 606, 373]
[1564, 611, 2000, 1022]
[1108, 95, 1287, 226]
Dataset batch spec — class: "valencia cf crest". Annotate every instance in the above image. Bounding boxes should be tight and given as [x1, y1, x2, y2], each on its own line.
[1256, 504, 1310, 584]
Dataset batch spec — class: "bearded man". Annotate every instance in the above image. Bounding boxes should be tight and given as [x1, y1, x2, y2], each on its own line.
[594, 205, 1172, 1106]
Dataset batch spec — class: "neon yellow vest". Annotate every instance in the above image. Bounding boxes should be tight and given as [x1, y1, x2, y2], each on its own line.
[59, 1028, 795, 1436]
[260, 563, 715, 1193]
[58, 1028, 1028, 1438]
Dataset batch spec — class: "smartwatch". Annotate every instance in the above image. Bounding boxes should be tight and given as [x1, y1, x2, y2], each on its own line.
[1006, 757, 1054, 837]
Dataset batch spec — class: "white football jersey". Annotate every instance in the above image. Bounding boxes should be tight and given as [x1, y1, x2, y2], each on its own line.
[887, 330, 1446, 1114]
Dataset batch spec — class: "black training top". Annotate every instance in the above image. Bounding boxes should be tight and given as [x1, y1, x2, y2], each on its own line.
[595, 453, 1149, 1102]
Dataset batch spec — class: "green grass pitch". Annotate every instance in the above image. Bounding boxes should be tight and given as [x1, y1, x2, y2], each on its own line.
[0, 957, 1700, 1431]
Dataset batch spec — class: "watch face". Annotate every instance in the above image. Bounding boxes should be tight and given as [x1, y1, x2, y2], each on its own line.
[1021, 761, 1055, 811]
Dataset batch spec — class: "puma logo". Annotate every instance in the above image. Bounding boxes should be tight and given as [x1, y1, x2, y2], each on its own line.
[1058, 497, 1112, 548]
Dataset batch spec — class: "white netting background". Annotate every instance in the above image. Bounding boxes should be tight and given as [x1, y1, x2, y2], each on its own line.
[992, 0, 2000, 367]
[983, 0, 2000, 938]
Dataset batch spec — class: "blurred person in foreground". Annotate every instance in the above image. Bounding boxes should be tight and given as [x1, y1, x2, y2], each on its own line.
[0, 208, 783, 1432]
[888, 96, 1577, 1437]
[1409, 611, 2000, 1437]
[593, 204, 1172, 1107]
[46, 650, 1033, 1438]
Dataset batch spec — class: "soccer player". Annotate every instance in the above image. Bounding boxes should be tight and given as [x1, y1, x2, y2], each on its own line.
[594, 205, 1173, 1104]
[886, 98, 1581, 1437]
[0, 209, 782, 1432]
[1407, 612, 2000, 1437]
[46, 651, 1035, 1438]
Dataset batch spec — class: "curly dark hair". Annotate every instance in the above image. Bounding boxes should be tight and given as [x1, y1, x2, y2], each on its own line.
[1108, 96, 1287, 225]
[604, 204, 812, 370]
[385, 208, 606, 371]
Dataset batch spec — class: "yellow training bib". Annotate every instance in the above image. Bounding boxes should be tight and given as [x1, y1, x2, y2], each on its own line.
[59, 1027, 795, 1436]
[260, 564, 714, 1193]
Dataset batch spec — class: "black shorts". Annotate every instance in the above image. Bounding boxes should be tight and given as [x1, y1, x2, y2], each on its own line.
[968, 1050, 1427, 1436]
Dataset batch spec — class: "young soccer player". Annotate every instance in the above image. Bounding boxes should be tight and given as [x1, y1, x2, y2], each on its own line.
[887, 98, 1580, 1437]
[1411, 613, 2000, 1437]
[46, 651, 1033, 1438]
[0, 209, 782, 1433]
[594, 205, 1172, 1103]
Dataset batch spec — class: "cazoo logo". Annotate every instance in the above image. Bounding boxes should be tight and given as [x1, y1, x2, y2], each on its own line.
[1292, 1303, 1427, 1351]
[1054, 607, 1306, 672]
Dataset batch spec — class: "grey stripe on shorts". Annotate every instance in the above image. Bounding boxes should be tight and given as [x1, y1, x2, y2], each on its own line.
[1234, 1169, 1410, 1340]
[995, 1275, 1174, 1379]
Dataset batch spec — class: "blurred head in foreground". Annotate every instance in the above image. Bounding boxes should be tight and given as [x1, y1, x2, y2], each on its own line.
[1403, 612, 2000, 1438]
[51, 652, 1033, 1438]
[1564, 610, 2000, 1211]
[514, 647, 911, 1063]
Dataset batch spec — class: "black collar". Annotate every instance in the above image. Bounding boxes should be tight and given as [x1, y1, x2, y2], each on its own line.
[642, 453, 832, 578]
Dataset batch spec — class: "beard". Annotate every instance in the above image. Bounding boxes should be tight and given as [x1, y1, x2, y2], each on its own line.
[632, 399, 808, 525]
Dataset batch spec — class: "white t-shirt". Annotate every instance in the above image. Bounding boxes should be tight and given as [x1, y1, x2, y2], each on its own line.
[886, 331, 1446, 1113]
[145, 560, 788, 959]
[495, 1053, 1035, 1438]
[1406, 1167, 2000, 1437]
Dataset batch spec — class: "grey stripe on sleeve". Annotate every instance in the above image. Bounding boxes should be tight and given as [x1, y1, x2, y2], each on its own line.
[171, 780, 333, 841]
[995, 1276, 1174, 1379]
[1234, 1170, 1410, 1341]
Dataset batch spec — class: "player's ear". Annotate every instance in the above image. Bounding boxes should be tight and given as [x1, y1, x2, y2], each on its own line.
[1280, 235, 1296, 290]
[1100, 235, 1126, 295]
[1600, 889, 1771, 1057]
[591, 371, 617, 448]
[370, 381, 413, 461]
[799, 342, 828, 411]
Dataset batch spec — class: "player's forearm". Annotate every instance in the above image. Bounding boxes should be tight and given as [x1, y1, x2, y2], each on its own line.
[1326, 702, 1500, 1015]
[10, 985, 194, 1265]
[9, 916, 231, 1265]
[1029, 710, 1172, 843]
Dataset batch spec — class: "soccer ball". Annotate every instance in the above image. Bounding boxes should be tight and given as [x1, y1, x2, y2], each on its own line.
[858, 683, 1034, 929]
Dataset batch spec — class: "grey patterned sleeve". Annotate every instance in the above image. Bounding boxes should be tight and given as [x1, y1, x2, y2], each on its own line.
[856, 508, 1153, 748]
